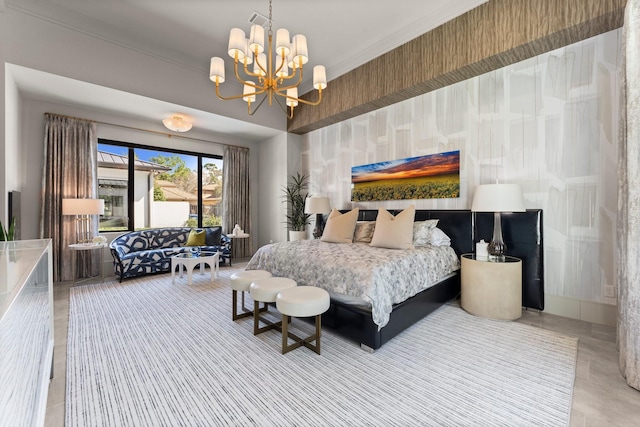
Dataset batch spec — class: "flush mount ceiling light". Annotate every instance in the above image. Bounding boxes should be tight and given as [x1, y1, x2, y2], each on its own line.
[162, 114, 193, 132]
[209, 0, 327, 119]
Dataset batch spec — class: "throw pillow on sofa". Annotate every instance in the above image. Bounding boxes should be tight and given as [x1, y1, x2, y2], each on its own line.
[204, 227, 222, 246]
[186, 229, 205, 246]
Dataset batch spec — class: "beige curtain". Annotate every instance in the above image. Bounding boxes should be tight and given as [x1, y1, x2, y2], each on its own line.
[222, 146, 252, 258]
[618, 0, 640, 391]
[40, 113, 98, 282]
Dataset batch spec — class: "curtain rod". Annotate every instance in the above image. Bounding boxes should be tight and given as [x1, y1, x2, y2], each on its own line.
[44, 112, 249, 150]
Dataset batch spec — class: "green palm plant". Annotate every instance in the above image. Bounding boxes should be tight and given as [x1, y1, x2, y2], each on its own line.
[282, 173, 311, 231]
[0, 217, 16, 241]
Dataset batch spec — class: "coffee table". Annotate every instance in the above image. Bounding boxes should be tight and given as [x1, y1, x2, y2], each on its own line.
[171, 251, 219, 285]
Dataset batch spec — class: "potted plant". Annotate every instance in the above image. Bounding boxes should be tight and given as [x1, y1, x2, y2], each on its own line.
[282, 173, 311, 241]
[0, 217, 15, 241]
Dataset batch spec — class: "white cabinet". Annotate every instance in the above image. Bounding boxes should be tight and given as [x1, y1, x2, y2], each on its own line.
[0, 240, 53, 427]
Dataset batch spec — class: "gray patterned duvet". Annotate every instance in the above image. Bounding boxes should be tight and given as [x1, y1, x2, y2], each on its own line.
[245, 240, 460, 329]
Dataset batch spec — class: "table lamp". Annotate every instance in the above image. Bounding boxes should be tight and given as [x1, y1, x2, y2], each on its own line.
[471, 184, 525, 261]
[63, 198, 105, 244]
[304, 197, 331, 239]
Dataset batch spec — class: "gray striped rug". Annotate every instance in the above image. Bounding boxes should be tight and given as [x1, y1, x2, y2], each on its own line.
[66, 268, 578, 426]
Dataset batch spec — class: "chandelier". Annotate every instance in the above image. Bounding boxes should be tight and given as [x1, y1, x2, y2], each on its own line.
[209, 0, 327, 118]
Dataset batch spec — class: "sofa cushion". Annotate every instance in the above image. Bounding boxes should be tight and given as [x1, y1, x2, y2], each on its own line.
[204, 227, 222, 246]
[186, 229, 205, 246]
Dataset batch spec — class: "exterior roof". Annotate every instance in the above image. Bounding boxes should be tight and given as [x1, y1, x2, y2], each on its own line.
[97, 151, 171, 172]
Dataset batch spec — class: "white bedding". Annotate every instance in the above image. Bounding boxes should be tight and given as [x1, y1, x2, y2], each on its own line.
[245, 240, 460, 329]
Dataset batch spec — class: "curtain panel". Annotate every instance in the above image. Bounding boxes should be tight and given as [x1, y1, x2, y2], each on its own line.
[222, 146, 252, 258]
[618, 0, 640, 391]
[40, 113, 99, 282]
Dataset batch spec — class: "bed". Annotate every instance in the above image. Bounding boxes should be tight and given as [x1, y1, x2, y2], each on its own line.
[246, 209, 544, 351]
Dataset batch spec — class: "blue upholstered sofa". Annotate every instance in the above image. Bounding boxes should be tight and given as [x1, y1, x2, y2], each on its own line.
[109, 227, 232, 282]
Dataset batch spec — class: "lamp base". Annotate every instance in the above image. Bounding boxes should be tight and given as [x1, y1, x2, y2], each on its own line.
[488, 212, 506, 262]
[312, 213, 325, 239]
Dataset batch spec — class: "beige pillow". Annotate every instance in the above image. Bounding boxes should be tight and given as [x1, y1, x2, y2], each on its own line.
[370, 206, 416, 249]
[320, 208, 360, 243]
[353, 221, 376, 243]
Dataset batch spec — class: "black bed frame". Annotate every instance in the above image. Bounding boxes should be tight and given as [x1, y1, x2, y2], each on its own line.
[326, 209, 544, 351]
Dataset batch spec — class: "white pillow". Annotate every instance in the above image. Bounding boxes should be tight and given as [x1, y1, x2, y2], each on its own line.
[321, 208, 359, 243]
[430, 227, 451, 246]
[370, 205, 416, 250]
[413, 219, 439, 246]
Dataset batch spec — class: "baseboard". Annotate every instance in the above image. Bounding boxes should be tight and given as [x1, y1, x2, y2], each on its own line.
[543, 293, 617, 326]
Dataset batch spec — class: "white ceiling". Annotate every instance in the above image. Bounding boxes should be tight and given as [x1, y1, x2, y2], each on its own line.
[6, 0, 488, 140]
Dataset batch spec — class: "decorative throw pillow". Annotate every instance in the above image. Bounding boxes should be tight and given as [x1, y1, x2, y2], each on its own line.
[186, 229, 205, 246]
[321, 208, 359, 243]
[413, 219, 439, 246]
[430, 227, 452, 246]
[205, 227, 222, 246]
[353, 221, 376, 243]
[370, 205, 416, 249]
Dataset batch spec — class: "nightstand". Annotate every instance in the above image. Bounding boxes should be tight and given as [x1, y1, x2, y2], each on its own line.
[460, 254, 522, 320]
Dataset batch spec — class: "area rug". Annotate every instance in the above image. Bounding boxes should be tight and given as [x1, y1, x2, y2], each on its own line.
[66, 270, 578, 426]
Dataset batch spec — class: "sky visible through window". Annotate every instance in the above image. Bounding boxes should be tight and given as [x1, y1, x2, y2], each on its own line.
[98, 143, 222, 171]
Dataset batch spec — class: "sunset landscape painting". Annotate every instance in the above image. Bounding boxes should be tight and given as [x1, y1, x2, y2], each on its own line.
[351, 151, 460, 201]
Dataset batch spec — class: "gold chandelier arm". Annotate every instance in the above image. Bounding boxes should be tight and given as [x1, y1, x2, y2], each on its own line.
[274, 64, 304, 91]
[274, 88, 324, 107]
[214, 81, 267, 101]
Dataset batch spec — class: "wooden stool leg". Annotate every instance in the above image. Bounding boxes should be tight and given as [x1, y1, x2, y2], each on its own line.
[232, 290, 252, 321]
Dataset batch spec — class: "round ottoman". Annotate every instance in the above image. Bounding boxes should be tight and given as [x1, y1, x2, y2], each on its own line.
[250, 277, 297, 335]
[276, 286, 330, 355]
[229, 270, 272, 320]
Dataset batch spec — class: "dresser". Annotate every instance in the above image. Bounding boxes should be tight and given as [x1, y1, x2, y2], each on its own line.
[0, 240, 54, 426]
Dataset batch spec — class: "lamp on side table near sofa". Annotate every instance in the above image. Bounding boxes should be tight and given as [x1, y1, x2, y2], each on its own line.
[304, 197, 331, 239]
[62, 198, 105, 244]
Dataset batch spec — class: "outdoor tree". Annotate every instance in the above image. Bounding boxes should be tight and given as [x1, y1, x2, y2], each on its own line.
[150, 155, 197, 193]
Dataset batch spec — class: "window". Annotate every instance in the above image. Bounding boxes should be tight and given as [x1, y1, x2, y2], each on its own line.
[97, 140, 223, 232]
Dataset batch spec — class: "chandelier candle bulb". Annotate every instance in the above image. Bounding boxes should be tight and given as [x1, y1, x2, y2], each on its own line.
[210, 57, 225, 83]
[228, 28, 246, 59]
[291, 34, 308, 65]
[249, 25, 265, 53]
[275, 28, 291, 56]
[243, 82, 256, 103]
[313, 65, 327, 90]
[286, 88, 299, 107]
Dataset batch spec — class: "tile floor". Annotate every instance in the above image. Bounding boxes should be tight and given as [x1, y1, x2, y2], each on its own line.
[44, 270, 640, 426]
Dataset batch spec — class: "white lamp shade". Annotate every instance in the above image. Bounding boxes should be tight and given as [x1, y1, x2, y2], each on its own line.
[275, 28, 291, 56]
[248, 24, 264, 53]
[286, 88, 298, 107]
[209, 57, 225, 83]
[471, 184, 525, 213]
[313, 65, 327, 90]
[243, 82, 256, 102]
[291, 34, 308, 65]
[304, 197, 331, 214]
[62, 198, 104, 215]
[228, 28, 246, 60]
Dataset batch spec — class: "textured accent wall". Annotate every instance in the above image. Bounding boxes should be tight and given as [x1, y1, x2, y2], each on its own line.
[303, 30, 622, 305]
[289, 0, 626, 134]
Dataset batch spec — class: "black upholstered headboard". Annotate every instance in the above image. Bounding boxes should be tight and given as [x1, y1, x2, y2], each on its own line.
[344, 208, 544, 311]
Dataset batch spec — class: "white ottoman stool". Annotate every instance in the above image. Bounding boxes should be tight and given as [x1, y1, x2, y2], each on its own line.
[229, 270, 272, 320]
[276, 286, 330, 355]
[250, 277, 297, 335]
